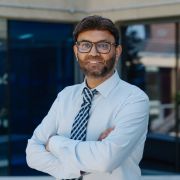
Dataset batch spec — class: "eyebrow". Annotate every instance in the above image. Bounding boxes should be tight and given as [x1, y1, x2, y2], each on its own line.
[77, 39, 113, 43]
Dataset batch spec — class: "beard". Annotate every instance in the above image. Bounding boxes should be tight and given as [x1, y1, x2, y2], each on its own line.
[77, 54, 116, 78]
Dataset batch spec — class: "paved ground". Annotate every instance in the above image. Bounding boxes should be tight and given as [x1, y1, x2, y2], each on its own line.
[0, 176, 180, 180]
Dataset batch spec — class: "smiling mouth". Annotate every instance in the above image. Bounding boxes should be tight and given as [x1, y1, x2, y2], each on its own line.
[87, 60, 104, 64]
[89, 61, 99, 64]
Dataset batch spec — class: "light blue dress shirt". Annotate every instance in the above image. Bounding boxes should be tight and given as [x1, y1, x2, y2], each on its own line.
[26, 71, 149, 180]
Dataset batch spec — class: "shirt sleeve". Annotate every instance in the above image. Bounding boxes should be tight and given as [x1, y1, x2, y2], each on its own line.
[48, 92, 149, 173]
[26, 94, 81, 179]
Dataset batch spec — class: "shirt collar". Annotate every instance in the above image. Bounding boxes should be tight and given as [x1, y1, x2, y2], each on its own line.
[80, 70, 120, 98]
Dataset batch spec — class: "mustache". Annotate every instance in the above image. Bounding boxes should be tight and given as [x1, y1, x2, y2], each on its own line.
[85, 56, 104, 61]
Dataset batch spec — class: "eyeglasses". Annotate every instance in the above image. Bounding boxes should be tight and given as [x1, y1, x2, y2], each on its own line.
[75, 41, 117, 54]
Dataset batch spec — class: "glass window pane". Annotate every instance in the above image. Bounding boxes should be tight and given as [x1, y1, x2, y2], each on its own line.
[8, 20, 74, 175]
[177, 23, 180, 140]
[120, 22, 177, 173]
[0, 19, 8, 175]
[122, 23, 176, 136]
[142, 24, 175, 136]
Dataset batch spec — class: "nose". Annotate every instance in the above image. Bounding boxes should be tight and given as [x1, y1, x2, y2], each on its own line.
[88, 43, 100, 56]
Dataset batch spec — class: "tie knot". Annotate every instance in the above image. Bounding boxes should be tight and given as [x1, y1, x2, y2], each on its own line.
[83, 87, 97, 104]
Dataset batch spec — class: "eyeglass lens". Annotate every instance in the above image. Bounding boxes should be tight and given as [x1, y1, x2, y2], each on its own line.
[77, 41, 112, 53]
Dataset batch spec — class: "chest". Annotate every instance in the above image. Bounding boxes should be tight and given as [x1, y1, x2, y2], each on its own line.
[56, 94, 121, 141]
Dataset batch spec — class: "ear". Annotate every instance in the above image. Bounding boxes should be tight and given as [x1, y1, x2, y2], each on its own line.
[115, 45, 122, 63]
[73, 45, 78, 60]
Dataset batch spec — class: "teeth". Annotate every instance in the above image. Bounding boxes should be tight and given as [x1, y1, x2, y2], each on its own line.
[89, 61, 98, 64]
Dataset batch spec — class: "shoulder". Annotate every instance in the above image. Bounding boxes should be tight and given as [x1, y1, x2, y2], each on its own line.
[57, 83, 82, 100]
[113, 80, 150, 118]
[116, 79, 149, 106]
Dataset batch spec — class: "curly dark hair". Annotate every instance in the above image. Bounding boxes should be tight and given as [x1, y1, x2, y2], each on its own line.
[73, 15, 119, 45]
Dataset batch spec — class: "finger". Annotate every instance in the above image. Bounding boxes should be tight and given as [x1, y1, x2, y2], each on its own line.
[106, 127, 114, 133]
[104, 127, 115, 135]
[98, 127, 115, 140]
[98, 133, 106, 141]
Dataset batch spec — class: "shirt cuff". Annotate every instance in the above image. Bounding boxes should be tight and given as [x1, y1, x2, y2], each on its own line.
[49, 135, 81, 178]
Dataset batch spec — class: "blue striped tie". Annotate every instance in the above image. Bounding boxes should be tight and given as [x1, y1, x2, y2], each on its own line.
[70, 87, 97, 141]
[63, 87, 97, 180]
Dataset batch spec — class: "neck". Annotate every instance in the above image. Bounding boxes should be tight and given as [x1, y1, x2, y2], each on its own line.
[86, 71, 114, 89]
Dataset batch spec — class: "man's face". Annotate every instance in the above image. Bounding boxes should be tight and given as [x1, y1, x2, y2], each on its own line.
[73, 30, 121, 78]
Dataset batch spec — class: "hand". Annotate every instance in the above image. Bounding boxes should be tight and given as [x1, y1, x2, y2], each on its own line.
[98, 127, 115, 141]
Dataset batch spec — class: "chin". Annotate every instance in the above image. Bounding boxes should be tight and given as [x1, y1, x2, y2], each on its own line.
[88, 73, 103, 78]
[85, 69, 111, 78]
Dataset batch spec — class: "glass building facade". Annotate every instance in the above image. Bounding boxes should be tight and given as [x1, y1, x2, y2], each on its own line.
[0, 20, 75, 175]
[120, 21, 180, 173]
[0, 18, 180, 176]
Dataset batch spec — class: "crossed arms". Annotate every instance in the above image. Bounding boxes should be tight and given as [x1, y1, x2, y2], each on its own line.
[46, 127, 114, 151]
[26, 93, 149, 179]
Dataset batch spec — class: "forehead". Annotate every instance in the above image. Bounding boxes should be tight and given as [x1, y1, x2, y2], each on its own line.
[77, 30, 115, 42]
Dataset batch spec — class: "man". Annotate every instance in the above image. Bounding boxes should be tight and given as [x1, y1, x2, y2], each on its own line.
[26, 15, 149, 180]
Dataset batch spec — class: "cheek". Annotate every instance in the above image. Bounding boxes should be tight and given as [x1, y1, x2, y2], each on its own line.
[103, 53, 114, 62]
[77, 53, 87, 60]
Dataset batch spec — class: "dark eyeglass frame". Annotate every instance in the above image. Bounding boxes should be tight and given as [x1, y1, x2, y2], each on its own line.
[75, 40, 118, 54]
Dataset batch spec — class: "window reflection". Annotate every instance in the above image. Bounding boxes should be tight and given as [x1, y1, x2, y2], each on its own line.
[121, 22, 180, 172]
[122, 23, 176, 136]
[0, 19, 8, 175]
[8, 21, 75, 175]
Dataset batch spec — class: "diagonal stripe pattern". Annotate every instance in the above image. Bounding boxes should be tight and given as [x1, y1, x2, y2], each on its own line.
[70, 87, 97, 141]
[62, 87, 97, 180]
